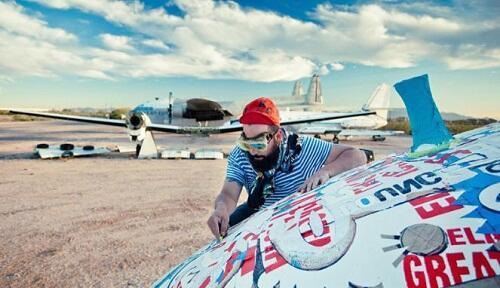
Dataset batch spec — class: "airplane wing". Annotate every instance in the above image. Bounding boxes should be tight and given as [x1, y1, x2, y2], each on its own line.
[10, 109, 375, 134]
[338, 129, 404, 137]
[297, 126, 404, 137]
[209, 110, 376, 134]
[9, 109, 126, 127]
[278, 111, 375, 126]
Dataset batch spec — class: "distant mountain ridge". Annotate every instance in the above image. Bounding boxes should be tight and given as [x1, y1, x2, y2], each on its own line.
[388, 108, 476, 121]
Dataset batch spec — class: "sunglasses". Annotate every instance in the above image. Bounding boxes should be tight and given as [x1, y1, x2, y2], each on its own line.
[236, 131, 278, 152]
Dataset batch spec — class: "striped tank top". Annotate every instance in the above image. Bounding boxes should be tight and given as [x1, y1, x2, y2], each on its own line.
[226, 136, 333, 208]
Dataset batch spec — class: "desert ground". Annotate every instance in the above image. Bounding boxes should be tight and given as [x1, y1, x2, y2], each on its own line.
[0, 119, 411, 287]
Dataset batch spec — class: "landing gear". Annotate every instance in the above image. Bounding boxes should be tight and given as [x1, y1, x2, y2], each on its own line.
[332, 134, 340, 144]
[372, 135, 386, 142]
[135, 144, 141, 157]
[136, 130, 159, 159]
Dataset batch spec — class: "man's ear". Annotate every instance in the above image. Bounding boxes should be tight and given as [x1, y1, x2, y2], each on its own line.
[276, 129, 283, 141]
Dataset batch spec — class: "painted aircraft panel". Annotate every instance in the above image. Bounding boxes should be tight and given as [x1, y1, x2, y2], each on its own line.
[152, 75, 499, 287]
[153, 124, 499, 288]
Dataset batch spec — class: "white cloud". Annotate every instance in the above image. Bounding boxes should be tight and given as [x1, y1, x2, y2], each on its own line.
[0, 2, 112, 80]
[330, 63, 344, 71]
[0, 1, 76, 42]
[444, 45, 500, 70]
[99, 34, 135, 51]
[0, 75, 14, 83]
[142, 39, 170, 50]
[5, 0, 500, 82]
[0, 30, 111, 79]
[30, 0, 181, 28]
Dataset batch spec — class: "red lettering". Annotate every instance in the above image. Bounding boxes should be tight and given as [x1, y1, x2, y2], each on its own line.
[263, 251, 287, 273]
[346, 168, 376, 183]
[488, 250, 500, 265]
[446, 227, 500, 246]
[381, 162, 418, 178]
[270, 194, 316, 221]
[404, 255, 426, 288]
[447, 228, 467, 245]
[243, 232, 259, 241]
[240, 246, 257, 276]
[224, 241, 236, 253]
[298, 206, 322, 225]
[414, 195, 463, 219]
[425, 255, 451, 288]
[308, 236, 331, 247]
[405, 250, 500, 288]
[352, 174, 382, 195]
[424, 150, 471, 165]
[199, 277, 210, 288]
[287, 201, 318, 217]
[472, 251, 496, 279]
[446, 253, 469, 284]
[345, 156, 396, 183]
[464, 227, 486, 244]
[484, 233, 497, 244]
[410, 192, 449, 206]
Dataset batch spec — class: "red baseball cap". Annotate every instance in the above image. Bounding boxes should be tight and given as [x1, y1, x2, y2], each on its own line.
[239, 97, 280, 126]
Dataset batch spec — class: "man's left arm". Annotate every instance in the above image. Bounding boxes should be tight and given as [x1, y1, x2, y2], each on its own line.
[299, 144, 367, 192]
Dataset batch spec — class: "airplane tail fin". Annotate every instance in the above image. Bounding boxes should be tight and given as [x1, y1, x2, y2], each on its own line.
[291, 80, 304, 100]
[362, 83, 391, 120]
[305, 74, 323, 105]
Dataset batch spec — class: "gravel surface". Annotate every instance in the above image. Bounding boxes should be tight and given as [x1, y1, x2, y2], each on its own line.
[0, 120, 411, 287]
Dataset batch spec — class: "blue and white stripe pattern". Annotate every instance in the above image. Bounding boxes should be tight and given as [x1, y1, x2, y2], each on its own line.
[226, 136, 333, 208]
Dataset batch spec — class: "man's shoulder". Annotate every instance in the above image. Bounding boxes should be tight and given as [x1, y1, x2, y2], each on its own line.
[299, 135, 330, 149]
[228, 147, 248, 161]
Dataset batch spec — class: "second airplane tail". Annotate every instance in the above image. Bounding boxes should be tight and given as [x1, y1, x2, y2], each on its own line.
[305, 74, 323, 105]
[362, 83, 391, 120]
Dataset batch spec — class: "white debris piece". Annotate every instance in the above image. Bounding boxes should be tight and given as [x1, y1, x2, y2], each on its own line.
[194, 149, 224, 160]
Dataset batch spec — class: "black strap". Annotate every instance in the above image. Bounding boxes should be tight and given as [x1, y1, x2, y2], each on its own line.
[246, 133, 302, 210]
[247, 173, 267, 210]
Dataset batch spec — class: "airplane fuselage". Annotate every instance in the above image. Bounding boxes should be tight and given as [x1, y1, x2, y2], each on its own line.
[338, 114, 387, 129]
[282, 111, 387, 132]
[132, 98, 237, 126]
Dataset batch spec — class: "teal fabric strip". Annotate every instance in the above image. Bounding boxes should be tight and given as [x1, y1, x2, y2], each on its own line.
[394, 74, 453, 152]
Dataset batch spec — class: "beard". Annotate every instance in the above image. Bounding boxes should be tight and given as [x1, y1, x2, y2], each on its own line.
[248, 144, 280, 172]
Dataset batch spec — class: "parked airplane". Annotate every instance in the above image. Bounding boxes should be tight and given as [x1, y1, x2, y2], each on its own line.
[132, 74, 325, 127]
[9, 75, 374, 158]
[152, 74, 500, 288]
[290, 83, 403, 143]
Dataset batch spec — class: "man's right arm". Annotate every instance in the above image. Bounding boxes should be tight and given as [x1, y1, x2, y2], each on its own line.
[207, 180, 242, 239]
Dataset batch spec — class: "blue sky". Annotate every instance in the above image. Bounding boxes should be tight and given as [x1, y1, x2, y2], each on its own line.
[0, 0, 499, 118]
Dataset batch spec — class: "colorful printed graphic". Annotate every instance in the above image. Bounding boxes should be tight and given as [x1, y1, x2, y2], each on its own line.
[153, 123, 500, 288]
[154, 74, 499, 287]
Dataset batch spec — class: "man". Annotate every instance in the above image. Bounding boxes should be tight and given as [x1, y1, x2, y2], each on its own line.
[207, 97, 367, 239]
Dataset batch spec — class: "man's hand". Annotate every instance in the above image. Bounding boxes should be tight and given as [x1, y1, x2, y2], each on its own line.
[207, 205, 229, 240]
[298, 169, 331, 193]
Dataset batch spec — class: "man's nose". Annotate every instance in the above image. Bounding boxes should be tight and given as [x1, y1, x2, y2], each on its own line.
[249, 148, 258, 155]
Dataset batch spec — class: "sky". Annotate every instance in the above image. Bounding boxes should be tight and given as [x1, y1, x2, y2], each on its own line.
[0, 0, 499, 119]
